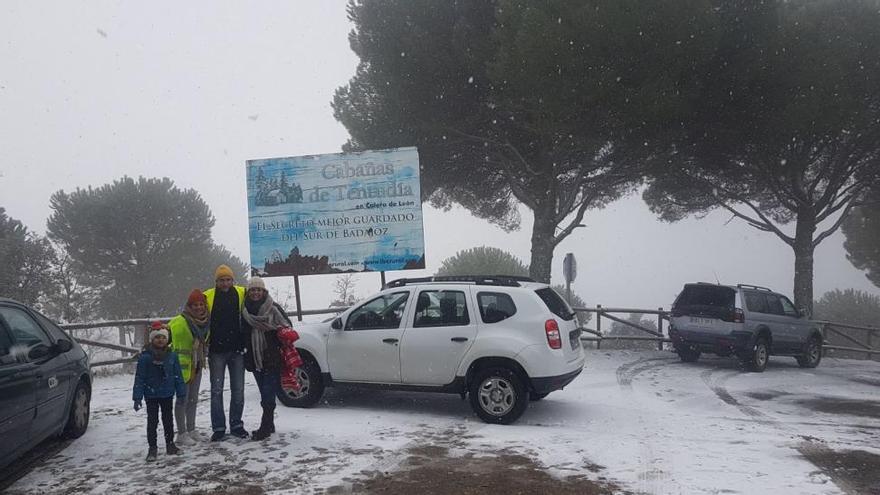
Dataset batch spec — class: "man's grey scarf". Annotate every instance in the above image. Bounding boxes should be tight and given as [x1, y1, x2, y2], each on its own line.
[241, 294, 286, 370]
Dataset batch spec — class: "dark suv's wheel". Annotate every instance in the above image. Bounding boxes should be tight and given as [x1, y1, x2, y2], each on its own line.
[744, 337, 769, 372]
[469, 367, 528, 424]
[676, 346, 701, 363]
[277, 355, 325, 408]
[796, 337, 822, 368]
[63, 380, 91, 439]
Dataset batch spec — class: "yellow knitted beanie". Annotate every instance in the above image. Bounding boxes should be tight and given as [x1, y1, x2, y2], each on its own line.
[214, 264, 234, 280]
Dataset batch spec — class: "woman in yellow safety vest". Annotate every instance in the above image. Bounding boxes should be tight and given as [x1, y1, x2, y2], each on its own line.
[168, 289, 210, 445]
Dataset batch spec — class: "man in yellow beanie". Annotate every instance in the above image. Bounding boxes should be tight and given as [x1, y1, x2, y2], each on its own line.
[203, 264, 249, 441]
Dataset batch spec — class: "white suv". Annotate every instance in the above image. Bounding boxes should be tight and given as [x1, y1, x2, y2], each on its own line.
[278, 276, 586, 424]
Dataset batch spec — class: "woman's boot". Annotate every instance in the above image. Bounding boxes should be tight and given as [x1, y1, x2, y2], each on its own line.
[251, 402, 275, 441]
[266, 402, 276, 433]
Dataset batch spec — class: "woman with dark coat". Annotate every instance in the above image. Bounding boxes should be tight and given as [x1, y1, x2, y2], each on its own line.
[242, 276, 291, 441]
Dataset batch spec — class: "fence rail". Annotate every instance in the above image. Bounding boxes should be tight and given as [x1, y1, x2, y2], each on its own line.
[62, 305, 878, 367]
[574, 306, 670, 350]
[573, 307, 878, 359]
[815, 320, 878, 359]
[61, 307, 348, 367]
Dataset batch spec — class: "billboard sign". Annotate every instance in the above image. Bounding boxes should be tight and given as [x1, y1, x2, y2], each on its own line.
[246, 147, 425, 276]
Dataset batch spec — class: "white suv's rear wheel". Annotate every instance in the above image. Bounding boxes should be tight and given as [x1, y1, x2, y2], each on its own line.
[469, 367, 528, 424]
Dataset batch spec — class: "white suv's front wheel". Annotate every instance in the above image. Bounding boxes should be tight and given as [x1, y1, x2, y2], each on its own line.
[469, 367, 528, 425]
[277, 356, 325, 408]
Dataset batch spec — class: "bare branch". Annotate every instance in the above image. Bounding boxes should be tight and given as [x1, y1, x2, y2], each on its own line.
[813, 199, 858, 249]
[439, 125, 542, 176]
[503, 140, 542, 176]
[553, 192, 595, 246]
[484, 159, 539, 210]
[816, 184, 863, 223]
[717, 202, 772, 232]
[685, 172, 796, 245]
[737, 197, 796, 245]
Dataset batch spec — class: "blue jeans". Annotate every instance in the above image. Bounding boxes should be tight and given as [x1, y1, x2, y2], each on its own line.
[252, 370, 280, 407]
[209, 351, 245, 432]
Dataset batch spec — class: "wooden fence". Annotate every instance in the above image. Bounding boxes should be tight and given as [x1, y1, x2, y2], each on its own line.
[816, 320, 878, 359]
[574, 306, 878, 359]
[63, 305, 878, 367]
[61, 307, 347, 368]
[574, 306, 669, 350]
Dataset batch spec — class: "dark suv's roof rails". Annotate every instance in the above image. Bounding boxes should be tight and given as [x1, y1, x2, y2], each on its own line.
[737, 284, 772, 292]
[384, 275, 534, 289]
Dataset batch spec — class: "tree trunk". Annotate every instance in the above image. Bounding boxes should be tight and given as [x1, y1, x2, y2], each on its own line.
[529, 206, 557, 283]
[792, 211, 817, 316]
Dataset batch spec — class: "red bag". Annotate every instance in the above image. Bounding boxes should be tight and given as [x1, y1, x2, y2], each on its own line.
[277, 327, 303, 392]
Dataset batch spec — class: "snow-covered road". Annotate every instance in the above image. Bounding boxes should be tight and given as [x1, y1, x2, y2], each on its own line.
[7, 350, 880, 494]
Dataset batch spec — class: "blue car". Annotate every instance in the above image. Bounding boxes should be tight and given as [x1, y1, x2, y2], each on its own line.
[0, 298, 92, 469]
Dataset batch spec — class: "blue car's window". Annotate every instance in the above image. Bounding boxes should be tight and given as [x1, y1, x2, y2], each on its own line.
[34, 312, 71, 343]
[0, 326, 13, 364]
[0, 306, 52, 361]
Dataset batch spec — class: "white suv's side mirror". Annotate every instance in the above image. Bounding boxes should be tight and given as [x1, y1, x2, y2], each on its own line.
[331, 317, 343, 330]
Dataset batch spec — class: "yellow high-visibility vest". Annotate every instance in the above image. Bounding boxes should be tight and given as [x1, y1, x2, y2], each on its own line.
[168, 314, 205, 383]
[204, 286, 245, 314]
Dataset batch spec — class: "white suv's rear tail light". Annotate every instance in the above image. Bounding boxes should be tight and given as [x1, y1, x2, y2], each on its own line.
[545, 319, 562, 349]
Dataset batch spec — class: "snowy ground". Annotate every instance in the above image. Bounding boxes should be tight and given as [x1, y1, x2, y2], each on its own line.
[6, 349, 880, 494]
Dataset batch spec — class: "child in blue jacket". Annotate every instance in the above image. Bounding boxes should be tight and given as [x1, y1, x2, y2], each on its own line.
[133, 324, 187, 462]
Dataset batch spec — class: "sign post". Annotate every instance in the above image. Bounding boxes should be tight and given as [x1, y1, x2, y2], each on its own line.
[563, 252, 577, 304]
[293, 274, 302, 321]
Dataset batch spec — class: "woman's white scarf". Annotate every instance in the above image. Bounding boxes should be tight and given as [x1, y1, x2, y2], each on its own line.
[241, 294, 286, 370]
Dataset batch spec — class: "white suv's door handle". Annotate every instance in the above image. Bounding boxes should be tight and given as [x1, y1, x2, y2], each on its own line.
[382, 338, 399, 344]
[451, 337, 469, 342]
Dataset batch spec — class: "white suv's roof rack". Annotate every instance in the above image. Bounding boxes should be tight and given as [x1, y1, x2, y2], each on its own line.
[384, 275, 534, 289]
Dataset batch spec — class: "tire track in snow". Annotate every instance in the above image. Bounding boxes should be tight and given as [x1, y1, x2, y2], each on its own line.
[699, 368, 867, 494]
[615, 356, 675, 389]
[699, 368, 775, 424]
[615, 355, 679, 494]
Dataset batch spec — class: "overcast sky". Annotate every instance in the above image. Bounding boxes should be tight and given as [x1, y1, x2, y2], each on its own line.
[1, 1, 877, 315]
